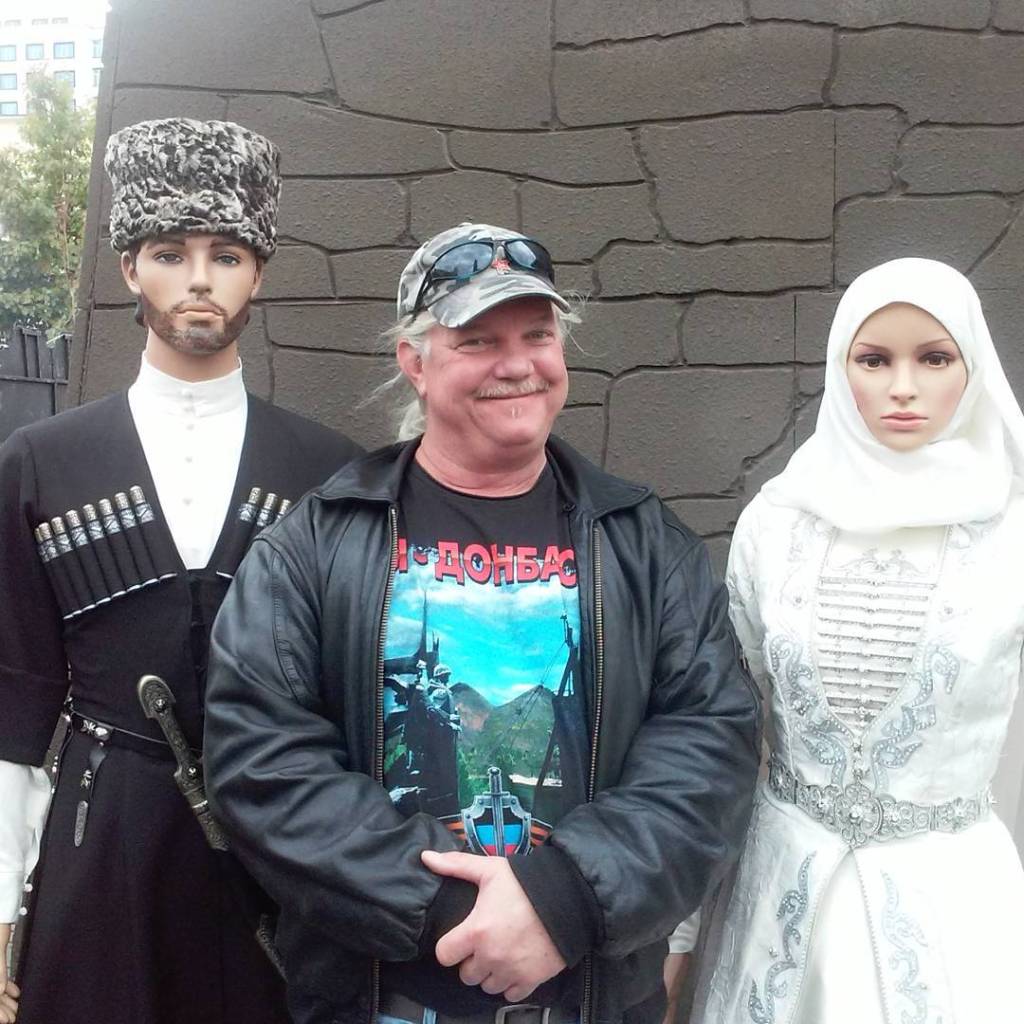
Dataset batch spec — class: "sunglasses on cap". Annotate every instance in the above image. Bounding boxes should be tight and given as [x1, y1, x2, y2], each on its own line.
[409, 237, 555, 319]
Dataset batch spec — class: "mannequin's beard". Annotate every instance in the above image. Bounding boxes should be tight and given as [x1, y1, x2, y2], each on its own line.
[140, 293, 250, 355]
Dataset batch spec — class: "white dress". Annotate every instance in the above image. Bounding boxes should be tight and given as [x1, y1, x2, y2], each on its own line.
[694, 493, 1024, 1024]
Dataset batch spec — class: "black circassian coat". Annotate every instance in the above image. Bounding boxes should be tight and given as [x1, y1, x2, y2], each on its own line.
[0, 390, 361, 1024]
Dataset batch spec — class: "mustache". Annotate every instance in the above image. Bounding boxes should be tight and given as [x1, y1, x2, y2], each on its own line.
[475, 380, 551, 399]
[171, 299, 227, 316]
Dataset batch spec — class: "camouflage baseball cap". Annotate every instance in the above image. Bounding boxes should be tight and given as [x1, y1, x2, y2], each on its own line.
[397, 222, 569, 328]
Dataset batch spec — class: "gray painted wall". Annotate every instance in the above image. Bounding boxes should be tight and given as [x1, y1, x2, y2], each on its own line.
[73, 0, 1024, 848]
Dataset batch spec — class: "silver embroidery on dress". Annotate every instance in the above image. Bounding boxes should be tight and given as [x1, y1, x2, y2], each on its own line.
[871, 643, 957, 790]
[881, 872, 929, 1024]
[748, 854, 815, 1024]
[769, 635, 848, 784]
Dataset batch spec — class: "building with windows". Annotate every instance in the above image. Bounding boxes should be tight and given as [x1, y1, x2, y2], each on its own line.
[0, 0, 107, 145]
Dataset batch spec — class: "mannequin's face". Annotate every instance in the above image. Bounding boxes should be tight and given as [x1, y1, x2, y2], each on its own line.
[121, 233, 262, 355]
[846, 302, 968, 452]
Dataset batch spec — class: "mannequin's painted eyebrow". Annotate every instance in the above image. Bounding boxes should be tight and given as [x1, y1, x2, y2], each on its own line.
[850, 337, 956, 353]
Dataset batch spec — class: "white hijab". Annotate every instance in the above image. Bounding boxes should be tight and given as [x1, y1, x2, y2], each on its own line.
[762, 258, 1024, 533]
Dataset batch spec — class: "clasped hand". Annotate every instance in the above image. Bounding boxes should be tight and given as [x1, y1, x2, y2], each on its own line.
[421, 850, 566, 1004]
[0, 923, 20, 1024]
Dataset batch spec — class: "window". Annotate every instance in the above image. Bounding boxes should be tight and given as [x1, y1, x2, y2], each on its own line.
[92, 67, 101, 87]
[0, 75, 16, 91]
[0, 102, 18, 116]
[92, 39, 102, 58]
[0, 45, 16, 62]
[26, 43, 44, 60]
[53, 41, 75, 59]
[54, 70, 75, 87]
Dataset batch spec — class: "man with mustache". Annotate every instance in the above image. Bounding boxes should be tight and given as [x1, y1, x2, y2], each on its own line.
[0, 118, 360, 1024]
[203, 223, 762, 1024]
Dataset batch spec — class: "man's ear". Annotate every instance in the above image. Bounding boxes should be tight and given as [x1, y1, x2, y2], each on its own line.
[249, 259, 264, 300]
[396, 338, 427, 397]
[120, 251, 141, 295]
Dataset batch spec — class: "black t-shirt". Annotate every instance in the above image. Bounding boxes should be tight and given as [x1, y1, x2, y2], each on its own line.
[380, 460, 589, 1013]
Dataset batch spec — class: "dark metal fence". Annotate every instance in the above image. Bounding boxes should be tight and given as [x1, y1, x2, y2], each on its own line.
[0, 325, 70, 444]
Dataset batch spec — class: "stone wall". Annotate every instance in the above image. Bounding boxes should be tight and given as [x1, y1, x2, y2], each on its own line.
[74, 1, 1024, 840]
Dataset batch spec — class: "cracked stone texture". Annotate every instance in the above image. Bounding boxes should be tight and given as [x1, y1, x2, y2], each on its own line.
[554, 264, 595, 296]
[567, 301, 681, 375]
[520, 183, 658, 261]
[606, 368, 793, 495]
[82, 307, 270, 403]
[116, 0, 332, 93]
[749, 0, 989, 27]
[977, 289, 1024, 402]
[993, 0, 1024, 30]
[554, 406, 604, 465]
[836, 109, 904, 201]
[795, 292, 842, 362]
[274, 350, 395, 449]
[331, 250, 416, 300]
[567, 370, 610, 407]
[448, 129, 642, 185]
[92, 248, 128, 306]
[554, 0, 745, 44]
[409, 172, 518, 242]
[109, 89, 228, 132]
[665, 498, 741, 536]
[72, 1, 1024, 545]
[794, 394, 821, 447]
[258, 246, 334, 301]
[555, 24, 832, 126]
[900, 127, 1024, 194]
[279, 179, 405, 250]
[836, 196, 1009, 284]
[322, 0, 551, 129]
[971, 211, 1024, 291]
[744, 429, 796, 501]
[833, 29, 1024, 124]
[227, 95, 447, 176]
[683, 295, 794, 364]
[598, 242, 832, 296]
[641, 112, 833, 242]
[265, 302, 393, 354]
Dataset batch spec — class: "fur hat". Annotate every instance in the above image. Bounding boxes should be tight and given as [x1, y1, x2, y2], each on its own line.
[105, 118, 281, 260]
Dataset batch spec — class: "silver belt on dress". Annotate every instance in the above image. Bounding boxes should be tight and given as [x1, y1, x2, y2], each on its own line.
[767, 754, 992, 849]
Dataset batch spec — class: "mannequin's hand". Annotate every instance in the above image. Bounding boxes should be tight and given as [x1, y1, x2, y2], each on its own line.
[661, 951, 691, 1024]
[0, 922, 20, 1023]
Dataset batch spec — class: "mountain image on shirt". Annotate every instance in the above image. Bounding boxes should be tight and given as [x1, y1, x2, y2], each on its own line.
[383, 541, 589, 845]
[452, 683, 563, 804]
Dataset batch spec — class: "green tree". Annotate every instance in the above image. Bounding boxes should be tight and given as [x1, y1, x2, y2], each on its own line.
[0, 74, 94, 339]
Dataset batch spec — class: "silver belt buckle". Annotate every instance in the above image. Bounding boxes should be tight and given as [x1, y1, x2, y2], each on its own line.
[495, 1006, 551, 1024]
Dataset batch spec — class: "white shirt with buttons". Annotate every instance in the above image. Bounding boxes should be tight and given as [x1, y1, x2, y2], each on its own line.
[128, 354, 248, 570]
[0, 356, 249, 923]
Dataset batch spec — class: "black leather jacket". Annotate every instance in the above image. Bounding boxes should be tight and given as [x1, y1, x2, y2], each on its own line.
[205, 438, 761, 1024]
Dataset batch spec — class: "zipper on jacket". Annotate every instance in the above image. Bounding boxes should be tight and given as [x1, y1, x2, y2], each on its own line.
[582, 522, 605, 1024]
[369, 505, 399, 1024]
[375, 505, 399, 784]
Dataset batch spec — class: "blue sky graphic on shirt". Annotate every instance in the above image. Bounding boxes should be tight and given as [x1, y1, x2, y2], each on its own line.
[383, 538, 587, 856]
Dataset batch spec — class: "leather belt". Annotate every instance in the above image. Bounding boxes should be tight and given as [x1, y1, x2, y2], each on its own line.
[768, 753, 992, 848]
[379, 991, 571, 1024]
[71, 711, 200, 761]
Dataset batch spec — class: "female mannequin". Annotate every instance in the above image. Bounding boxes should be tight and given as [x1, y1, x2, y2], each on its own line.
[693, 258, 1024, 1023]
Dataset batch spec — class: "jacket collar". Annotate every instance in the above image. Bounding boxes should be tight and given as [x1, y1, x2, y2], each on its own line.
[312, 435, 649, 519]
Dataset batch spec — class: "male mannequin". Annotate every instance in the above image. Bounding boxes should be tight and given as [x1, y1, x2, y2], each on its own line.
[0, 118, 361, 1024]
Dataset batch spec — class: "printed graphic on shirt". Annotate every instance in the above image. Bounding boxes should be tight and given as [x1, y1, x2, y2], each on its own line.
[383, 537, 588, 856]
